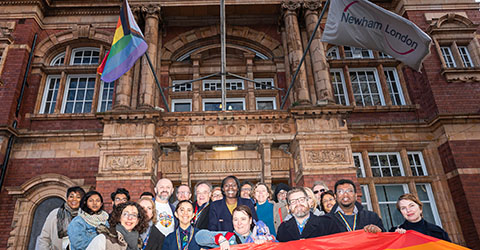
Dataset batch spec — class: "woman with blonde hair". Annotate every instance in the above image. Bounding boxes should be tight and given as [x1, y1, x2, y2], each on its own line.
[252, 182, 288, 236]
[138, 197, 165, 250]
[304, 187, 323, 216]
[390, 193, 450, 242]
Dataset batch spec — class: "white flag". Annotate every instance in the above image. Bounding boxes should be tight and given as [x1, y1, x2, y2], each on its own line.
[321, 0, 432, 71]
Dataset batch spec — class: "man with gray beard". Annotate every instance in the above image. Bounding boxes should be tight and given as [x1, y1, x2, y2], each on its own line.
[154, 178, 177, 236]
[277, 187, 340, 242]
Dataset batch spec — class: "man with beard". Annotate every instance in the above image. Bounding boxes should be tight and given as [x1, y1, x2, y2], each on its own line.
[208, 175, 257, 231]
[154, 178, 177, 236]
[36, 186, 86, 250]
[277, 187, 339, 242]
[110, 188, 130, 211]
[328, 179, 384, 233]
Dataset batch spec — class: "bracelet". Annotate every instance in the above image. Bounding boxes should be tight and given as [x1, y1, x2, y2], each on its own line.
[218, 237, 227, 244]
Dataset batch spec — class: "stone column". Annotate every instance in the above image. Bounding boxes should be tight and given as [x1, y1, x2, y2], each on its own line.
[192, 54, 201, 112]
[114, 68, 133, 109]
[178, 141, 191, 185]
[282, 0, 310, 105]
[260, 139, 273, 185]
[245, 53, 256, 110]
[139, 5, 161, 109]
[303, 1, 334, 103]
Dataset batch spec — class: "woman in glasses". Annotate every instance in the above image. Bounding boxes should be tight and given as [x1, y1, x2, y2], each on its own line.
[320, 190, 336, 214]
[86, 201, 148, 250]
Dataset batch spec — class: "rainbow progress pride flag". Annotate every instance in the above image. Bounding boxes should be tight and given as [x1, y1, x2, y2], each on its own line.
[98, 0, 147, 82]
[220, 230, 469, 250]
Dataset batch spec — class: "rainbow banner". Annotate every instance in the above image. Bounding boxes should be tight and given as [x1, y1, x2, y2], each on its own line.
[98, 0, 147, 82]
[220, 230, 469, 250]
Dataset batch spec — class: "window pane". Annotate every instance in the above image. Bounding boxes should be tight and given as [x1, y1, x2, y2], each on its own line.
[376, 185, 407, 230]
[226, 102, 243, 111]
[205, 102, 221, 111]
[63, 76, 96, 113]
[257, 101, 274, 110]
[174, 103, 191, 112]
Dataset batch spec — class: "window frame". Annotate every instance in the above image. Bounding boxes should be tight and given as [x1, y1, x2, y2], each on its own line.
[326, 46, 340, 60]
[60, 74, 97, 114]
[330, 69, 350, 106]
[172, 99, 193, 112]
[349, 68, 386, 106]
[202, 98, 246, 111]
[40, 75, 61, 114]
[254, 78, 275, 90]
[407, 151, 428, 176]
[368, 152, 405, 177]
[97, 81, 114, 112]
[255, 97, 277, 110]
[457, 46, 474, 68]
[172, 80, 193, 92]
[353, 152, 366, 178]
[360, 185, 373, 211]
[202, 79, 245, 91]
[70, 47, 100, 66]
[375, 183, 410, 230]
[50, 52, 65, 66]
[344, 46, 374, 59]
[416, 183, 442, 227]
[384, 68, 406, 106]
[440, 46, 457, 68]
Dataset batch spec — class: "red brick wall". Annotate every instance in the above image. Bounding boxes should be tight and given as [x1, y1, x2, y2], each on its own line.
[438, 140, 480, 249]
[0, 157, 99, 249]
[96, 179, 155, 212]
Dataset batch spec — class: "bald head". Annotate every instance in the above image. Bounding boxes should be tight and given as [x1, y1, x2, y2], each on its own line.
[155, 178, 174, 203]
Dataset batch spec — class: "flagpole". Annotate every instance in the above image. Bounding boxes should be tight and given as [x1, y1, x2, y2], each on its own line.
[280, 0, 330, 110]
[145, 53, 170, 112]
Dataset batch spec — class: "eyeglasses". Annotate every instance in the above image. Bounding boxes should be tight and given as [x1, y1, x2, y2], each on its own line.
[336, 189, 354, 195]
[288, 196, 308, 205]
[178, 191, 191, 195]
[313, 189, 326, 194]
[122, 212, 139, 220]
[115, 198, 128, 202]
[241, 188, 252, 192]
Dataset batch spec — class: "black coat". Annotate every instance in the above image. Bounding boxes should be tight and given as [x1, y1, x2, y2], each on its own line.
[328, 202, 386, 232]
[276, 212, 341, 242]
[193, 202, 210, 230]
[389, 218, 451, 242]
[208, 197, 258, 231]
[144, 225, 165, 250]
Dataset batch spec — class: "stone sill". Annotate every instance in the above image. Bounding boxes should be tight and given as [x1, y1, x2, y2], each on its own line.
[441, 67, 480, 82]
[26, 113, 98, 121]
[351, 104, 419, 113]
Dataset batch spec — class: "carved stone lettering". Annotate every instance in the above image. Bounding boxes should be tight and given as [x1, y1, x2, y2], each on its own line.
[104, 155, 146, 171]
[158, 123, 294, 137]
[306, 149, 347, 163]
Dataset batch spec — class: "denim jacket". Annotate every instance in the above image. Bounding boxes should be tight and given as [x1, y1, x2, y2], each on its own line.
[67, 216, 100, 250]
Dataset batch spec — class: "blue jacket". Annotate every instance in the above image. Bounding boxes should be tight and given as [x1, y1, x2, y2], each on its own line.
[67, 216, 99, 250]
[208, 197, 258, 231]
[195, 229, 249, 248]
[162, 226, 200, 250]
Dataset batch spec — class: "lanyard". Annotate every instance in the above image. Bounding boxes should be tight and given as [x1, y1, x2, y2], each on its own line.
[141, 228, 151, 250]
[176, 227, 195, 250]
[337, 212, 357, 231]
[193, 203, 208, 223]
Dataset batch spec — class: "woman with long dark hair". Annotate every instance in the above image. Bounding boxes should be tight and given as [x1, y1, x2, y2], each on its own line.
[67, 190, 109, 250]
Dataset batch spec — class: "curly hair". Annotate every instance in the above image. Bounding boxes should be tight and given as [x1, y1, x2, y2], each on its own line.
[108, 201, 149, 234]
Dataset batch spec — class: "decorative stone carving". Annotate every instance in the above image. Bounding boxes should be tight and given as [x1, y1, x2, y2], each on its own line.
[141, 4, 161, 20]
[306, 149, 347, 163]
[303, 0, 322, 11]
[281, 0, 302, 11]
[104, 155, 146, 171]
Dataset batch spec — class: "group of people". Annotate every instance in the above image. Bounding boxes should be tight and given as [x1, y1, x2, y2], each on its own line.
[36, 176, 451, 250]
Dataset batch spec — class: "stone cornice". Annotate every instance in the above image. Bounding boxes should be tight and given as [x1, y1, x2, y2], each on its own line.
[141, 4, 162, 20]
[0, 0, 49, 12]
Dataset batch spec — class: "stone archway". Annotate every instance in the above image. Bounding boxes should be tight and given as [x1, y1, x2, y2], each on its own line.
[5, 174, 84, 250]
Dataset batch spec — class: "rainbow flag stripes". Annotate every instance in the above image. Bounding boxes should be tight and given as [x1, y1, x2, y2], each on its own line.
[98, 0, 147, 83]
[224, 230, 469, 250]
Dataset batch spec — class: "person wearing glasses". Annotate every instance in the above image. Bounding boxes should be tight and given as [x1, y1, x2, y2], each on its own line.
[110, 188, 130, 211]
[173, 184, 192, 207]
[86, 201, 148, 250]
[277, 187, 340, 242]
[312, 181, 329, 209]
[328, 179, 385, 233]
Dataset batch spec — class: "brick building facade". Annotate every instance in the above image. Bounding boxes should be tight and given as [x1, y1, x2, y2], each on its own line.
[0, 0, 479, 249]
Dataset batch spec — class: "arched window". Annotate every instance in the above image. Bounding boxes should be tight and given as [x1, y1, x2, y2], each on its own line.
[39, 46, 113, 114]
[27, 197, 64, 250]
[50, 52, 65, 66]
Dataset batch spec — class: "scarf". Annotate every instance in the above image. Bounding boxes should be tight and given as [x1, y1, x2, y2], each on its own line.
[116, 224, 140, 250]
[79, 208, 109, 228]
[56, 203, 78, 238]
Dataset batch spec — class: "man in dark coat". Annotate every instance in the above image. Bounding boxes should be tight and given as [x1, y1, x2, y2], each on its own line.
[328, 179, 385, 233]
[193, 181, 212, 229]
[277, 187, 340, 242]
[208, 176, 258, 231]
